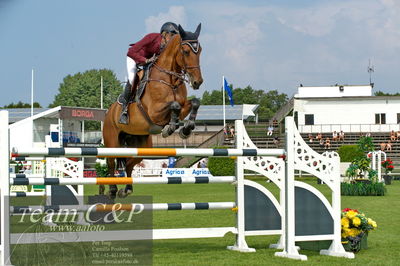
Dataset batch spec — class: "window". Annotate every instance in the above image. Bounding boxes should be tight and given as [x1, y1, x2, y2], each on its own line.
[305, 114, 314, 125]
[397, 113, 400, 124]
[375, 113, 386, 124]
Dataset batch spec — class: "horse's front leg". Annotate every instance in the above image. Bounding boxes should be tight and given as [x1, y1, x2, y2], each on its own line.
[179, 98, 200, 139]
[161, 101, 181, 138]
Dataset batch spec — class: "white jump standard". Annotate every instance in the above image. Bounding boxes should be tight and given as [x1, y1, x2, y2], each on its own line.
[0, 110, 354, 265]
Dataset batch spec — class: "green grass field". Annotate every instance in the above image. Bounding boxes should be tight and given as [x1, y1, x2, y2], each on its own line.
[9, 179, 400, 266]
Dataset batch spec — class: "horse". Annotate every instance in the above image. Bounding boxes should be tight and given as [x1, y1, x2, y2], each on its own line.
[102, 24, 203, 198]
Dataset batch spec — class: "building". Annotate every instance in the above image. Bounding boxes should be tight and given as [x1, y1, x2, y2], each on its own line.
[6, 104, 259, 150]
[293, 85, 400, 133]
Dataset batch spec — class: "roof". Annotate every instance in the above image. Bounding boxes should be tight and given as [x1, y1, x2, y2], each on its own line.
[193, 104, 259, 121]
[294, 95, 400, 101]
[5, 107, 54, 123]
[5, 104, 259, 124]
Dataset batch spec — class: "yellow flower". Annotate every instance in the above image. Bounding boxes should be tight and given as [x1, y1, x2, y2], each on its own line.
[372, 221, 377, 228]
[352, 217, 361, 227]
[341, 217, 350, 228]
[341, 228, 351, 238]
[346, 210, 357, 219]
[348, 228, 361, 237]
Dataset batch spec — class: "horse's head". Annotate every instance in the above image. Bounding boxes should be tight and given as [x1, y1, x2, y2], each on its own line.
[177, 24, 203, 90]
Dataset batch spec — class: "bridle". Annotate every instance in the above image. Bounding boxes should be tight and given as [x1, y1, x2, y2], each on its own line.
[149, 38, 201, 91]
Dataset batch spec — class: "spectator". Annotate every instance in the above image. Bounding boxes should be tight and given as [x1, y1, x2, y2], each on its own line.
[200, 160, 207, 168]
[267, 125, 274, 136]
[338, 130, 345, 142]
[273, 136, 280, 148]
[316, 133, 322, 141]
[230, 126, 235, 138]
[308, 134, 314, 143]
[390, 130, 396, 141]
[161, 162, 168, 168]
[223, 126, 228, 140]
[273, 119, 278, 128]
[365, 132, 371, 137]
[332, 131, 338, 141]
[324, 137, 331, 149]
[397, 130, 400, 141]
[386, 141, 392, 151]
[319, 138, 324, 148]
[380, 142, 386, 151]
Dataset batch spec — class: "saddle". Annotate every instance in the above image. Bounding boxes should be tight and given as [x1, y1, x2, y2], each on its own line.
[117, 63, 153, 105]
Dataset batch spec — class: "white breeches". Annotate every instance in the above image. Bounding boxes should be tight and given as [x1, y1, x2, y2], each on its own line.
[126, 57, 137, 85]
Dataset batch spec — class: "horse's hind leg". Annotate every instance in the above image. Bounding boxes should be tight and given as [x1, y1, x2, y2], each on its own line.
[117, 158, 139, 198]
[179, 98, 200, 139]
[117, 135, 152, 198]
[106, 157, 118, 199]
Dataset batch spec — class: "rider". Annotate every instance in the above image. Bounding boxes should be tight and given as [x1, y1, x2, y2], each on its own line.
[119, 22, 179, 124]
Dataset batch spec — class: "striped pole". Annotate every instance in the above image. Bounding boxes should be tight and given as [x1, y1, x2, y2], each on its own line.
[11, 157, 45, 162]
[10, 192, 46, 197]
[10, 176, 236, 186]
[12, 147, 285, 158]
[10, 174, 45, 178]
[11, 202, 236, 213]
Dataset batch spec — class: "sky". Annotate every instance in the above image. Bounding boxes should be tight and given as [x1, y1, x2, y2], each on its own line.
[1, 0, 399, 107]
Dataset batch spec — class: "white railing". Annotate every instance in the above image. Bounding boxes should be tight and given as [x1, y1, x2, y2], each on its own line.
[299, 123, 400, 133]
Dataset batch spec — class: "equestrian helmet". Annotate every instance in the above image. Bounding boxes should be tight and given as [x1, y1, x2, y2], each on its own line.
[160, 22, 178, 34]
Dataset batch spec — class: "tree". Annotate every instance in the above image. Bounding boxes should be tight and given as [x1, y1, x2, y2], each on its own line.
[200, 85, 288, 121]
[374, 91, 400, 96]
[2, 101, 42, 108]
[49, 69, 122, 109]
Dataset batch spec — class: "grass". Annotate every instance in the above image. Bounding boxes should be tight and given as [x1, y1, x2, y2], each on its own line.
[9, 179, 400, 266]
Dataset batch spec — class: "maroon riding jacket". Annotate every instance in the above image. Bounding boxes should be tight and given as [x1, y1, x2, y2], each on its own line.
[127, 33, 162, 64]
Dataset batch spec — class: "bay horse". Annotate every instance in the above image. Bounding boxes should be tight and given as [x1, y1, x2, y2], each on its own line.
[102, 24, 203, 198]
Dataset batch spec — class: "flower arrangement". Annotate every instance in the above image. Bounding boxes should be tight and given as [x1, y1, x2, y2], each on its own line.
[95, 159, 109, 177]
[381, 158, 394, 175]
[341, 208, 377, 252]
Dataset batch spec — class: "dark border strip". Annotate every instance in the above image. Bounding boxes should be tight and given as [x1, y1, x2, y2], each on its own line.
[12, 206, 30, 213]
[195, 203, 209, 209]
[167, 203, 182, 210]
[12, 179, 29, 185]
[15, 192, 27, 197]
[81, 147, 98, 156]
[242, 149, 258, 156]
[213, 149, 228, 156]
[167, 177, 182, 184]
[48, 148, 65, 156]
[44, 178, 60, 185]
[194, 176, 209, 183]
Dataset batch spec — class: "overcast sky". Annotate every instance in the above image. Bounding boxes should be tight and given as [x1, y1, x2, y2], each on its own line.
[1, 0, 399, 107]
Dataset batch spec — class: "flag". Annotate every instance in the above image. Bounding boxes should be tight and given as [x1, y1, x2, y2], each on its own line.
[223, 77, 234, 106]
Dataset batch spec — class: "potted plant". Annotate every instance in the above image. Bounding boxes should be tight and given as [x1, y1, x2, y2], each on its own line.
[341, 208, 377, 253]
[381, 158, 394, 185]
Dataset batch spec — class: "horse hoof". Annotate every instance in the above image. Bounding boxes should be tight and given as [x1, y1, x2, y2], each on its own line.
[179, 127, 191, 139]
[161, 127, 173, 138]
[108, 190, 117, 200]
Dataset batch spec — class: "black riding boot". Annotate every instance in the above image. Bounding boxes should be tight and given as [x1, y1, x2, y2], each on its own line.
[119, 82, 132, 124]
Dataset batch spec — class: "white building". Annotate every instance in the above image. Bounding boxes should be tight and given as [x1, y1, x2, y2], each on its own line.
[294, 85, 400, 133]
